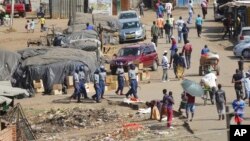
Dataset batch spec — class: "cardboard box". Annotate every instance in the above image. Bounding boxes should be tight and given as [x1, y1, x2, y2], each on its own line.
[85, 83, 95, 93]
[66, 76, 74, 86]
[106, 75, 117, 84]
[33, 79, 43, 88]
[107, 82, 118, 91]
[140, 72, 147, 81]
[138, 63, 144, 70]
[53, 84, 62, 90]
[35, 87, 44, 93]
[105, 86, 108, 92]
[51, 89, 63, 95]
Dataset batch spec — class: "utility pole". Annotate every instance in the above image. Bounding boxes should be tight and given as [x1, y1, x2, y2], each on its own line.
[72, 0, 76, 32]
[10, 0, 14, 30]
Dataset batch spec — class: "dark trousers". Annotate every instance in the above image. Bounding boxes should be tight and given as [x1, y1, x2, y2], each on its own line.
[116, 76, 124, 94]
[139, 8, 144, 16]
[159, 28, 163, 38]
[185, 54, 191, 69]
[222, 27, 231, 39]
[152, 35, 158, 47]
[126, 79, 138, 98]
[183, 33, 188, 44]
[99, 80, 105, 97]
[196, 25, 202, 37]
[93, 84, 101, 102]
[209, 87, 216, 104]
[73, 83, 81, 102]
[41, 24, 45, 31]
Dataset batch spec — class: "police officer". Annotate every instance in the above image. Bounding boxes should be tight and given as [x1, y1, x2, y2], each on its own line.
[125, 64, 138, 99]
[99, 65, 107, 99]
[92, 68, 101, 103]
[73, 67, 81, 102]
[115, 63, 125, 95]
[79, 65, 89, 99]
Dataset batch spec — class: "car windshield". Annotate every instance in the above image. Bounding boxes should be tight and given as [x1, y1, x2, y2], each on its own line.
[119, 13, 137, 19]
[242, 30, 250, 36]
[118, 48, 141, 57]
[122, 21, 140, 29]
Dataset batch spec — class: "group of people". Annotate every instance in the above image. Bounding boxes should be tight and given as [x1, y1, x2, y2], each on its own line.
[25, 16, 46, 33]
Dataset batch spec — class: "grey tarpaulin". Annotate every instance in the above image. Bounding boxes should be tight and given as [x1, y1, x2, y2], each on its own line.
[61, 30, 99, 45]
[0, 49, 21, 81]
[65, 39, 101, 51]
[12, 47, 99, 94]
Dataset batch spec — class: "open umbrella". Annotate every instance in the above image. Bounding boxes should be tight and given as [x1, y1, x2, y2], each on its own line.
[181, 79, 204, 97]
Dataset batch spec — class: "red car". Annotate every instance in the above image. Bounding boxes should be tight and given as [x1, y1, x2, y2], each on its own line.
[3, 0, 32, 17]
[110, 43, 159, 74]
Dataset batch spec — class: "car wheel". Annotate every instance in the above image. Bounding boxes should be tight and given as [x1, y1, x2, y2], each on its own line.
[242, 49, 250, 58]
[151, 60, 158, 71]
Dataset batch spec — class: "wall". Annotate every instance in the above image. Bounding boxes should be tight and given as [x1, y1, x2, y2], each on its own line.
[0, 124, 17, 141]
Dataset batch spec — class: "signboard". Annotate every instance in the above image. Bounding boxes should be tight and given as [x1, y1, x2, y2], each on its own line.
[89, 0, 112, 15]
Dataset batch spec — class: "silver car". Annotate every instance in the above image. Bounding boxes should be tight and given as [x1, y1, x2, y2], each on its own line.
[233, 40, 250, 58]
[119, 20, 146, 43]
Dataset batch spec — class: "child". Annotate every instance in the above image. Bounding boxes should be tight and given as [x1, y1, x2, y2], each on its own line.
[25, 20, 31, 33]
[30, 19, 35, 33]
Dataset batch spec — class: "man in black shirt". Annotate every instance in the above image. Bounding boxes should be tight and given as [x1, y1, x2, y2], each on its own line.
[232, 69, 243, 98]
[172, 49, 179, 78]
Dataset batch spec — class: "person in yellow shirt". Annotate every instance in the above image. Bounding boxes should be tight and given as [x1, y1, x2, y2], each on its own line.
[39, 16, 46, 32]
[156, 14, 164, 38]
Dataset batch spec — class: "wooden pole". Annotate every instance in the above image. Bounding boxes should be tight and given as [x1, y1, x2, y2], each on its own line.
[226, 106, 230, 141]
[9, 0, 14, 29]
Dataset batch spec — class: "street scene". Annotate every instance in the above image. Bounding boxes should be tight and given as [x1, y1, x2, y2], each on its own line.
[0, 0, 250, 141]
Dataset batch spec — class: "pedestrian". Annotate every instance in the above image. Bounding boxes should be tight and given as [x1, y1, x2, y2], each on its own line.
[185, 92, 195, 122]
[203, 71, 217, 105]
[176, 53, 186, 80]
[115, 63, 125, 95]
[165, 91, 174, 129]
[25, 20, 31, 33]
[239, 72, 250, 101]
[165, 0, 172, 19]
[30, 19, 35, 33]
[157, 3, 165, 18]
[222, 15, 232, 39]
[151, 21, 159, 47]
[39, 16, 46, 32]
[178, 91, 187, 113]
[182, 40, 192, 69]
[238, 56, 244, 73]
[170, 48, 179, 78]
[160, 89, 168, 121]
[146, 100, 161, 120]
[99, 65, 107, 99]
[164, 20, 171, 43]
[92, 68, 101, 103]
[201, 0, 208, 19]
[187, 0, 194, 24]
[232, 69, 243, 98]
[139, 2, 145, 17]
[125, 64, 138, 99]
[73, 67, 81, 103]
[195, 14, 203, 37]
[86, 22, 94, 30]
[176, 16, 185, 43]
[79, 66, 89, 99]
[215, 84, 226, 120]
[232, 95, 245, 125]
[169, 36, 177, 66]
[156, 14, 164, 38]
[168, 14, 175, 37]
[161, 50, 169, 82]
[201, 45, 210, 55]
[182, 23, 189, 44]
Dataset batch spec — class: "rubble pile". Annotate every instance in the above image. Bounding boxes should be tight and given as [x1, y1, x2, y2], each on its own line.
[31, 108, 120, 133]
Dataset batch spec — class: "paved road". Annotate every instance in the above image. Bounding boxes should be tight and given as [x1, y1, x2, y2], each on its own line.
[106, 4, 250, 141]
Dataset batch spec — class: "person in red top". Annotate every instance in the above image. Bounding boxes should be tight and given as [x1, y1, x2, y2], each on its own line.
[182, 40, 192, 69]
[185, 92, 195, 122]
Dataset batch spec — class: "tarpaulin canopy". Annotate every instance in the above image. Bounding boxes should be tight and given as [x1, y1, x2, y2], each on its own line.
[219, 0, 250, 9]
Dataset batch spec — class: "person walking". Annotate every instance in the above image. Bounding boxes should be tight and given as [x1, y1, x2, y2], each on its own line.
[165, 0, 172, 19]
[39, 16, 46, 32]
[169, 36, 177, 65]
[232, 95, 245, 125]
[162, 91, 174, 129]
[161, 51, 169, 82]
[182, 40, 192, 69]
[215, 84, 226, 120]
[170, 48, 179, 78]
[79, 66, 89, 99]
[185, 92, 195, 122]
[232, 69, 243, 98]
[176, 53, 187, 80]
[30, 19, 35, 33]
[182, 23, 189, 44]
[115, 63, 125, 95]
[195, 14, 203, 37]
[151, 21, 159, 47]
[222, 15, 232, 39]
[139, 2, 145, 17]
[157, 3, 165, 18]
[73, 68, 81, 103]
[25, 20, 31, 33]
[239, 73, 250, 102]
[187, 0, 194, 24]
[176, 16, 185, 43]
[99, 66, 107, 99]
[156, 15, 164, 38]
[169, 14, 175, 37]
[201, 45, 210, 55]
[201, 0, 208, 19]
[125, 64, 138, 99]
[238, 56, 244, 73]
[202, 71, 217, 104]
[164, 20, 172, 43]
[92, 68, 101, 103]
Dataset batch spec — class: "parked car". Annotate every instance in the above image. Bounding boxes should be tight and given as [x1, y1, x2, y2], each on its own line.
[110, 43, 159, 74]
[233, 40, 250, 58]
[119, 19, 146, 43]
[118, 10, 139, 22]
[3, 0, 32, 17]
[238, 27, 250, 43]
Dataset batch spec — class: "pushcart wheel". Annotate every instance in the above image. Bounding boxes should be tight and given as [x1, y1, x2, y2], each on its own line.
[199, 66, 203, 76]
[216, 66, 220, 76]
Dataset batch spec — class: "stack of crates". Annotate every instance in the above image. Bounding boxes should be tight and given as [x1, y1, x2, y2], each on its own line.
[33, 79, 44, 93]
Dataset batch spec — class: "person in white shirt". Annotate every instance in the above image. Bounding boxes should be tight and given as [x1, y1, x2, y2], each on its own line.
[240, 73, 250, 100]
[187, 0, 194, 24]
[176, 16, 185, 43]
[165, 0, 172, 19]
[161, 51, 169, 82]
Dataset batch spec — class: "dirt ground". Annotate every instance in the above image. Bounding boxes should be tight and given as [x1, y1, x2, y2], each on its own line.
[1, 2, 250, 141]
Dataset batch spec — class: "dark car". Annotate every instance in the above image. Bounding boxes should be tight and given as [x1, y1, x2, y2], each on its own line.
[110, 43, 159, 74]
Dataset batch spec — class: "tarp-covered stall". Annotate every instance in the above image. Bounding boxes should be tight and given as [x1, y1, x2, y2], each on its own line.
[12, 48, 99, 94]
